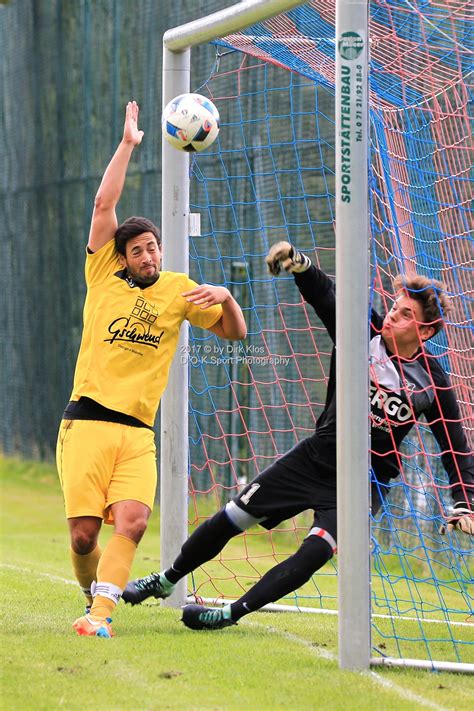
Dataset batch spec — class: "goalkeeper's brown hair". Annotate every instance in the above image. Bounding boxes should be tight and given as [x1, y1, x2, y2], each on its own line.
[393, 274, 451, 335]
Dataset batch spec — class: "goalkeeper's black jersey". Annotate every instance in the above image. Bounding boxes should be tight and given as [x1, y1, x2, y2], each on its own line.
[294, 266, 473, 507]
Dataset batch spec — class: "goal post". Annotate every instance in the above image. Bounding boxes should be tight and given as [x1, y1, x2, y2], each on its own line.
[160, 45, 191, 609]
[335, 0, 370, 670]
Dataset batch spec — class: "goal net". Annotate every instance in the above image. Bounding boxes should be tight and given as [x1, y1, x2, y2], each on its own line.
[171, 0, 472, 669]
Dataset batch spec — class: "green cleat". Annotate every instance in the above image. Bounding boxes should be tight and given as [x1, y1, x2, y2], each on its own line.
[181, 604, 236, 631]
[122, 572, 174, 605]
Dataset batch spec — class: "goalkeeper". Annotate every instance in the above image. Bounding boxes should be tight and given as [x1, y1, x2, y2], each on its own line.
[123, 241, 473, 631]
[56, 101, 247, 639]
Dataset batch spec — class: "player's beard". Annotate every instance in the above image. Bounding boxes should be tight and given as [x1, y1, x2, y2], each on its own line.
[127, 263, 160, 286]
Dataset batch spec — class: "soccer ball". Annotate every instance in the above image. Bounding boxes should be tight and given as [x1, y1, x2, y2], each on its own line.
[161, 93, 220, 153]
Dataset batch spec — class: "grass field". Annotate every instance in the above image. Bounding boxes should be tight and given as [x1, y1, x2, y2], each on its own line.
[1, 457, 473, 711]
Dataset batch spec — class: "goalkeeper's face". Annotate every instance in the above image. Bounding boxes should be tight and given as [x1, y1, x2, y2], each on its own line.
[381, 293, 435, 356]
[120, 232, 162, 285]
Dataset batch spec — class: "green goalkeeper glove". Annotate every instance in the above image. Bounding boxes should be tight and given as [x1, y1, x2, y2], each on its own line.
[439, 502, 473, 536]
[265, 241, 312, 276]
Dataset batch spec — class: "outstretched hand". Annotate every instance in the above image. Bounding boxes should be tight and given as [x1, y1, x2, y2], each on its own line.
[182, 285, 231, 310]
[123, 101, 144, 146]
[265, 241, 312, 276]
[439, 505, 473, 536]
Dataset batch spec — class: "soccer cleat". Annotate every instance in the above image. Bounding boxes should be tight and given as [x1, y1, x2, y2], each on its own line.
[181, 604, 236, 631]
[72, 614, 114, 638]
[122, 572, 174, 605]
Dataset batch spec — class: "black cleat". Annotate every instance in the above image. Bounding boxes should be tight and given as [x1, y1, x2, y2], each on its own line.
[181, 604, 236, 630]
[122, 572, 174, 605]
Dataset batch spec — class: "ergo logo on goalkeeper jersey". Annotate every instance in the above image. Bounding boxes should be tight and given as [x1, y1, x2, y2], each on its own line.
[370, 384, 412, 422]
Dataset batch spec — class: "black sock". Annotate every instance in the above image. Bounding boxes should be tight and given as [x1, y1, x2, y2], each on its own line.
[163, 565, 183, 585]
[230, 535, 333, 621]
[166, 508, 241, 583]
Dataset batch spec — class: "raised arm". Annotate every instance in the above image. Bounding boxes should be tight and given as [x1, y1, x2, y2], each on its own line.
[266, 241, 336, 342]
[183, 285, 247, 340]
[88, 101, 144, 253]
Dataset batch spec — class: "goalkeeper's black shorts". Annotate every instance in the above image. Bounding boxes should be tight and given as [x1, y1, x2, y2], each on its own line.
[231, 436, 387, 542]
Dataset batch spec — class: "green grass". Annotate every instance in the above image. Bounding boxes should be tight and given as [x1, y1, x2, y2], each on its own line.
[1, 456, 473, 710]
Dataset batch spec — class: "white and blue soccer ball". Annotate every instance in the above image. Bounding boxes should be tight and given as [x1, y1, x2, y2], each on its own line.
[161, 93, 220, 153]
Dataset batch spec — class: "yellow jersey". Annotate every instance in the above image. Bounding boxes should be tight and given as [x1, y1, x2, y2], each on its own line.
[69, 240, 223, 426]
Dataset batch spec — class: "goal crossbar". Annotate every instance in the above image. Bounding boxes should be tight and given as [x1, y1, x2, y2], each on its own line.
[163, 0, 307, 52]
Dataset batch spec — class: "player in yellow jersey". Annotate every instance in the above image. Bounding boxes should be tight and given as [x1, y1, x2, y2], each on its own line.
[56, 101, 247, 638]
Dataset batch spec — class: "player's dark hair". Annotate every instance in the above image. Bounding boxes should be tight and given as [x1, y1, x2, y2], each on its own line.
[114, 216, 161, 256]
[393, 274, 451, 335]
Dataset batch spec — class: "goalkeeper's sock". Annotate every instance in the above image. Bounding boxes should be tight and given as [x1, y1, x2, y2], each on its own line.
[70, 544, 102, 606]
[221, 604, 234, 621]
[230, 535, 333, 621]
[91, 534, 137, 619]
[230, 600, 254, 621]
[161, 566, 183, 587]
[171, 508, 241, 577]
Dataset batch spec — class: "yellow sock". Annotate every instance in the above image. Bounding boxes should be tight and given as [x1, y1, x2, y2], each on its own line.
[70, 545, 102, 605]
[91, 534, 137, 619]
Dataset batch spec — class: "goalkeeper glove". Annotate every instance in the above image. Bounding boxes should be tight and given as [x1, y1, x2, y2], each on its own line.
[265, 241, 312, 276]
[439, 502, 473, 536]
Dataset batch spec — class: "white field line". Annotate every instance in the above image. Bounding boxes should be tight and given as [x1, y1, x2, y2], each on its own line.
[249, 622, 449, 711]
[368, 669, 449, 711]
[1, 562, 78, 586]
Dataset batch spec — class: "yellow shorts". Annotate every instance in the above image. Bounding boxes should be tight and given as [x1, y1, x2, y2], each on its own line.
[56, 419, 157, 524]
